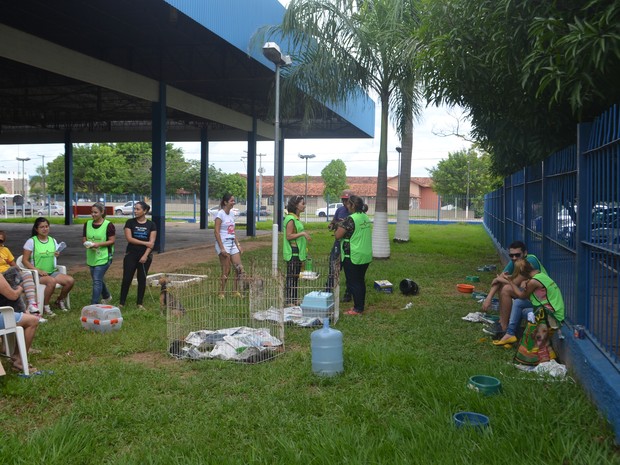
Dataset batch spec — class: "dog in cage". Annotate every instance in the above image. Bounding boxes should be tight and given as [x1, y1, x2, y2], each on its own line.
[158, 276, 186, 317]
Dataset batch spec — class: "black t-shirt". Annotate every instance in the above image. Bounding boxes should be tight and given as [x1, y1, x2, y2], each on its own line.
[124, 218, 157, 254]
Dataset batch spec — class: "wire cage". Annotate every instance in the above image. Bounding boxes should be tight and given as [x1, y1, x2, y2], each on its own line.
[162, 256, 340, 363]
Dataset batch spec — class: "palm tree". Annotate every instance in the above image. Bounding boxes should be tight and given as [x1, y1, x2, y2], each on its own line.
[262, 0, 421, 258]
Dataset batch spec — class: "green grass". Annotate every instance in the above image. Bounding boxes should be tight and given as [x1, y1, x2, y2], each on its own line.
[1, 224, 619, 464]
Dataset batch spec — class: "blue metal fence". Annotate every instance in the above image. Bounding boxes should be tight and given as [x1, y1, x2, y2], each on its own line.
[484, 103, 620, 441]
[484, 110, 619, 368]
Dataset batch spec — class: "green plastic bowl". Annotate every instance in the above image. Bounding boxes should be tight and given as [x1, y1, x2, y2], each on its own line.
[466, 275, 480, 282]
[467, 375, 502, 395]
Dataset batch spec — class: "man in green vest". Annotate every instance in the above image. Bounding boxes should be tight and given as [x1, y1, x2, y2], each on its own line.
[482, 241, 547, 336]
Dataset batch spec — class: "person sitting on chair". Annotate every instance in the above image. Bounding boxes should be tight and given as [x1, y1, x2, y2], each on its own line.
[0, 272, 40, 371]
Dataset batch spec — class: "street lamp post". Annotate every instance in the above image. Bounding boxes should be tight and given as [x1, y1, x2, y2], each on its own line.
[16, 156, 31, 217]
[263, 41, 292, 275]
[298, 153, 315, 222]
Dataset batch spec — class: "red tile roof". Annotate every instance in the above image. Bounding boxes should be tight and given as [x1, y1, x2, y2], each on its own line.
[240, 174, 432, 197]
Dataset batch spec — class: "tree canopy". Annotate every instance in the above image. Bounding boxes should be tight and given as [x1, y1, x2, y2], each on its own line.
[417, 0, 620, 176]
[40, 143, 245, 200]
[428, 148, 502, 199]
[320, 159, 348, 202]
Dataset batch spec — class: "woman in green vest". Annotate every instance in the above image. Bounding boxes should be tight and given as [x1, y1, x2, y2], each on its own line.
[283, 195, 311, 306]
[83, 202, 116, 305]
[335, 195, 372, 315]
[21, 217, 75, 314]
[493, 259, 565, 365]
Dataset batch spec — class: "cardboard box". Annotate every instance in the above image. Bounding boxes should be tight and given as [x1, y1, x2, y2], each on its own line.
[374, 280, 393, 293]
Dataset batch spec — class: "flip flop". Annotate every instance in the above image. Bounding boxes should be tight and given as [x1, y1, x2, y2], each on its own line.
[18, 370, 54, 378]
[11, 363, 38, 373]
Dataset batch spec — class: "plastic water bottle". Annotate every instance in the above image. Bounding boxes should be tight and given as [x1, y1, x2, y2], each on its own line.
[311, 318, 343, 376]
[306, 258, 313, 272]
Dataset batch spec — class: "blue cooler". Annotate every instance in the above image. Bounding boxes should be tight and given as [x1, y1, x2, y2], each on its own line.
[300, 291, 334, 318]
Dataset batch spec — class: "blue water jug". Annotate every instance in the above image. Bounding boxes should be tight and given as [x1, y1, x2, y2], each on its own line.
[311, 318, 343, 376]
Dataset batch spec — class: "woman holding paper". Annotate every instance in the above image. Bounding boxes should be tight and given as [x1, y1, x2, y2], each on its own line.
[21, 217, 74, 315]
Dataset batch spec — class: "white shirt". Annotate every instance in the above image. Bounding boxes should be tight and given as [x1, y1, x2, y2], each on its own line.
[216, 210, 236, 241]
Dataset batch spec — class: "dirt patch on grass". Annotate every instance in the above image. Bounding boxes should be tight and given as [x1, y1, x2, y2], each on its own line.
[126, 351, 180, 367]
[70, 236, 272, 278]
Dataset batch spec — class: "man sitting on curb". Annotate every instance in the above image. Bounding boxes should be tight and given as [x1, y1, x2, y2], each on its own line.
[481, 240, 547, 337]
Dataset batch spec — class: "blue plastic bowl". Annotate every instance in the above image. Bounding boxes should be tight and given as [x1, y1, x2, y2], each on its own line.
[453, 411, 490, 429]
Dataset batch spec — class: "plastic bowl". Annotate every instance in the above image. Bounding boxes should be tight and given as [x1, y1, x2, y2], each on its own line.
[467, 375, 502, 395]
[456, 283, 475, 293]
[453, 411, 489, 429]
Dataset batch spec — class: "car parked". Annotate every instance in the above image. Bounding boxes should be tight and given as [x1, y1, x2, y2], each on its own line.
[238, 208, 271, 217]
[315, 203, 343, 217]
[114, 201, 138, 215]
[37, 204, 65, 216]
[208, 207, 239, 217]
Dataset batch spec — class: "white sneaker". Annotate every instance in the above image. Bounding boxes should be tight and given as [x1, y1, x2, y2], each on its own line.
[101, 295, 113, 305]
[55, 299, 68, 312]
[36, 315, 48, 323]
[44, 305, 57, 317]
[28, 303, 41, 315]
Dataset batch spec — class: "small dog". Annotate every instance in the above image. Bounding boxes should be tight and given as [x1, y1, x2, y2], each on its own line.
[238, 273, 264, 296]
[159, 276, 186, 317]
[2, 266, 26, 312]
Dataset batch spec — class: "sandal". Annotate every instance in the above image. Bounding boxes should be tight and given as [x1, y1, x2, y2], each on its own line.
[345, 309, 363, 316]
[11, 363, 38, 373]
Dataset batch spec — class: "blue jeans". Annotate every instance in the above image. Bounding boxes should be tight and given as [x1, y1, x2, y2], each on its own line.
[90, 260, 112, 304]
[506, 298, 534, 336]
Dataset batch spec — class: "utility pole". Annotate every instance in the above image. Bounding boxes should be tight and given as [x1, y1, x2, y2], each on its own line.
[37, 154, 46, 204]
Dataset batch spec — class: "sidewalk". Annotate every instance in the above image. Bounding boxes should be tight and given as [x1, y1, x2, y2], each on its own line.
[0, 221, 268, 273]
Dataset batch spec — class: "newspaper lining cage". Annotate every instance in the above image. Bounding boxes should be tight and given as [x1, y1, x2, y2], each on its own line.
[163, 256, 339, 363]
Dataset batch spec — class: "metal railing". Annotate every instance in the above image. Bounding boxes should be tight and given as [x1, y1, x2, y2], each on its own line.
[484, 103, 620, 368]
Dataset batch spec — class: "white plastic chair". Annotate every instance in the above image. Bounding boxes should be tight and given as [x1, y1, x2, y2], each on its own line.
[16, 255, 71, 310]
[0, 306, 30, 376]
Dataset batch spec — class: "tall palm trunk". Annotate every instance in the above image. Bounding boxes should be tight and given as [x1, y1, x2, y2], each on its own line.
[372, 97, 391, 259]
[394, 113, 413, 242]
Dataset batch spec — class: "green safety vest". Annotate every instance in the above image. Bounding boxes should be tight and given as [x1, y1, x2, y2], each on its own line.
[283, 214, 307, 261]
[32, 236, 57, 274]
[341, 212, 372, 265]
[85, 219, 114, 267]
[530, 272, 565, 322]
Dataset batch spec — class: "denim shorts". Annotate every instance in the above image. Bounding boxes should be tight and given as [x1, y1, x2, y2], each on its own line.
[0, 310, 23, 330]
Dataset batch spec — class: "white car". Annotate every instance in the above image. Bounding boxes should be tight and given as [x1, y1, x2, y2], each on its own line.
[37, 204, 65, 216]
[315, 203, 343, 217]
[114, 201, 138, 215]
[208, 207, 239, 217]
